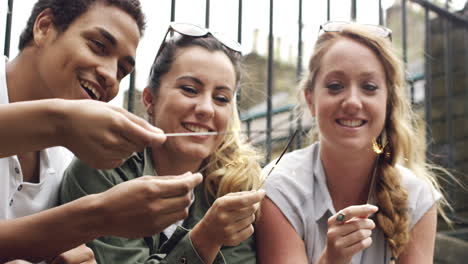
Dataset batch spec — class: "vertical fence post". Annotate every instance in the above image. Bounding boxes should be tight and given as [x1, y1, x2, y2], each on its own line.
[401, 0, 412, 103]
[296, 0, 303, 149]
[443, 19, 454, 170]
[246, 119, 251, 141]
[266, 0, 274, 162]
[289, 110, 294, 151]
[127, 72, 135, 112]
[351, 0, 356, 20]
[171, 0, 176, 21]
[237, 0, 243, 104]
[424, 7, 432, 157]
[205, 0, 210, 28]
[379, 0, 383, 26]
[4, 0, 14, 57]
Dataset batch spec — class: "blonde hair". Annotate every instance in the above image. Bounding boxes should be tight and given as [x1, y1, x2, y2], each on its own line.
[203, 96, 263, 199]
[300, 24, 447, 259]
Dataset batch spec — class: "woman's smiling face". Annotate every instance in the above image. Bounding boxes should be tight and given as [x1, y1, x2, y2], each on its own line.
[305, 37, 388, 153]
[145, 46, 236, 162]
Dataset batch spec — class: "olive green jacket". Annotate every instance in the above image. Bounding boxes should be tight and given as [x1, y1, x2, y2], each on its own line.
[59, 148, 256, 264]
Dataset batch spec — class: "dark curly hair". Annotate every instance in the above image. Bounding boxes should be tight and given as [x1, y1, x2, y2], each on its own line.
[18, 0, 146, 50]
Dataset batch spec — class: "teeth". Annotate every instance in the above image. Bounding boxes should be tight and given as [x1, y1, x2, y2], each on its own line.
[79, 80, 101, 100]
[338, 119, 364, 128]
[183, 124, 209, 133]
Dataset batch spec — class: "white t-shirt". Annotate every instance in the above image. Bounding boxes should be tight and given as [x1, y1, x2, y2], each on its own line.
[0, 57, 73, 220]
[264, 142, 441, 264]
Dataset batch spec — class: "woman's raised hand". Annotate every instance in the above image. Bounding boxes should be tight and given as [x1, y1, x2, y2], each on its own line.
[319, 204, 378, 264]
[190, 190, 265, 264]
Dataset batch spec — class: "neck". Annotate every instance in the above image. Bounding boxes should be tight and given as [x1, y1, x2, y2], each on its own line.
[151, 146, 203, 176]
[6, 50, 48, 103]
[320, 142, 377, 211]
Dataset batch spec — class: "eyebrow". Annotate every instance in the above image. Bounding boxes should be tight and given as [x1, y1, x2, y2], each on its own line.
[96, 27, 135, 67]
[325, 70, 381, 79]
[177, 76, 234, 92]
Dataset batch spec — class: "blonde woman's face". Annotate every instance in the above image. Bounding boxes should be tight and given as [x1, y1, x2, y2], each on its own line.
[305, 38, 388, 153]
[148, 46, 236, 161]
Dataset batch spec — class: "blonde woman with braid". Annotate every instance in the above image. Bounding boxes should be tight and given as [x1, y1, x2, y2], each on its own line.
[256, 21, 444, 264]
[60, 23, 264, 264]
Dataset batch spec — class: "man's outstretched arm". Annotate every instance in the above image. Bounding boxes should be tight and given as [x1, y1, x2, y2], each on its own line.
[0, 99, 166, 169]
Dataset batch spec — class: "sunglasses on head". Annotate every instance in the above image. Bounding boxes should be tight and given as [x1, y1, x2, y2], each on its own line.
[319, 21, 392, 41]
[154, 22, 243, 60]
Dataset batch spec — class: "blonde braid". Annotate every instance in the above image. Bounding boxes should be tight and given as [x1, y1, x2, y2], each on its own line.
[375, 156, 410, 258]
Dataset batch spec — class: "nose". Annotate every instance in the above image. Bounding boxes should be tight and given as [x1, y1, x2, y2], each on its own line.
[341, 86, 363, 114]
[194, 95, 215, 121]
[96, 59, 119, 100]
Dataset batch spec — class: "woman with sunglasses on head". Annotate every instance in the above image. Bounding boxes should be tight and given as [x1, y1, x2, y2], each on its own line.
[256, 22, 447, 264]
[59, 23, 265, 264]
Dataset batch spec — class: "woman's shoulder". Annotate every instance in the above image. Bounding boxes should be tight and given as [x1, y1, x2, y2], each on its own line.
[395, 164, 441, 228]
[396, 164, 437, 196]
[262, 143, 319, 202]
[263, 142, 318, 180]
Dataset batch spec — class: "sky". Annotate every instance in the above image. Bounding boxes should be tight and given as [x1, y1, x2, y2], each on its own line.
[1, 0, 467, 107]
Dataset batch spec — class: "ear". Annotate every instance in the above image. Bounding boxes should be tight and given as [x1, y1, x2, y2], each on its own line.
[33, 8, 56, 47]
[304, 88, 316, 117]
[142, 87, 154, 114]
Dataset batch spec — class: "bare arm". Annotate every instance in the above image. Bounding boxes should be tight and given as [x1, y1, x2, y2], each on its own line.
[0, 99, 165, 169]
[256, 197, 308, 264]
[0, 100, 63, 156]
[0, 172, 203, 262]
[0, 195, 101, 262]
[398, 205, 437, 264]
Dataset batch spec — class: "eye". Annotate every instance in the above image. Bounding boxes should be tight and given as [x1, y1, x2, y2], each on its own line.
[362, 83, 378, 91]
[90, 39, 106, 54]
[180, 85, 198, 95]
[326, 82, 344, 92]
[214, 95, 231, 104]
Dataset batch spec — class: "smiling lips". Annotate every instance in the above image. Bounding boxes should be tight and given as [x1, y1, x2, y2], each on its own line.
[182, 123, 212, 133]
[337, 119, 366, 128]
[80, 79, 102, 100]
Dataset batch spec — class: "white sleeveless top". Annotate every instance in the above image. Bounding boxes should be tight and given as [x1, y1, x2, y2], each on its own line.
[264, 142, 441, 264]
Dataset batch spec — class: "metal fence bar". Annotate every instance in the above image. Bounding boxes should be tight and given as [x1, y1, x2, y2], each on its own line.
[266, 0, 274, 162]
[402, 0, 412, 103]
[4, 0, 14, 57]
[127, 72, 135, 112]
[289, 110, 294, 151]
[295, 0, 303, 149]
[443, 19, 454, 169]
[351, 0, 356, 20]
[171, 0, 176, 21]
[205, 0, 210, 28]
[236, 0, 243, 104]
[238, 0, 242, 44]
[327, 0, 330, 21]
[465, 27, 468, 148]
[246, 120, 251, 141]
[379, 0, 383, 25]
[424, 6, 433, 157]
